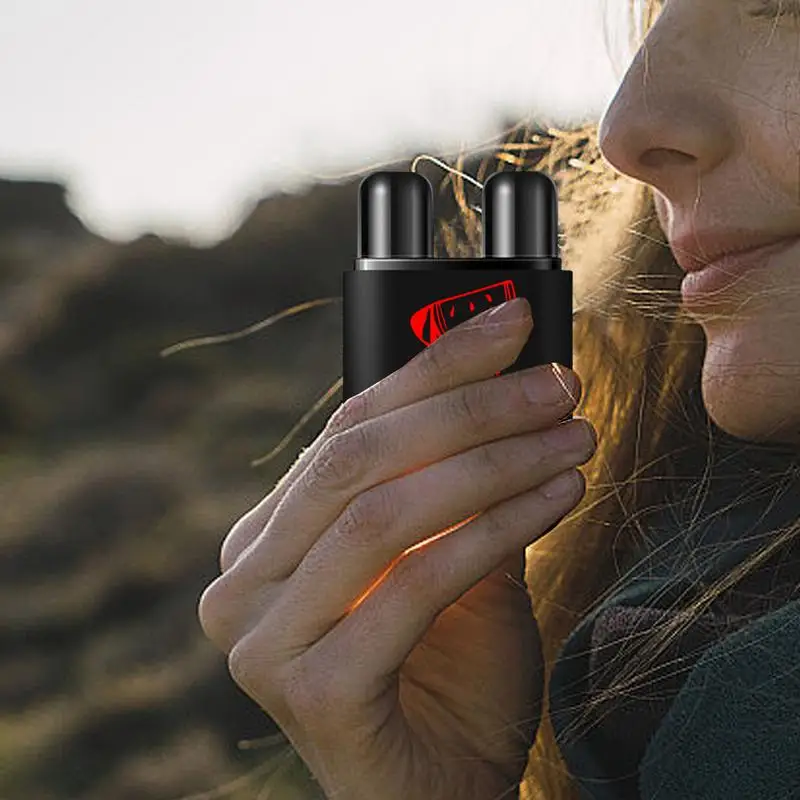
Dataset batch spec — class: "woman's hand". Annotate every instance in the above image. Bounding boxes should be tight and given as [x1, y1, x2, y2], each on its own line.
[198, 297, 596, 800]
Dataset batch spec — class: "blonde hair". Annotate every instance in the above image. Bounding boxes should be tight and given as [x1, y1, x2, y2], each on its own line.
[513, 1, 800, 795]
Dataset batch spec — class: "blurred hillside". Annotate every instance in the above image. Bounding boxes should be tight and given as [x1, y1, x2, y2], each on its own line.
[0, 123, 630, 800]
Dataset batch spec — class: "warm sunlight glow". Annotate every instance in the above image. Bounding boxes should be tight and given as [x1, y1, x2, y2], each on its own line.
[345, 511, 484, 614]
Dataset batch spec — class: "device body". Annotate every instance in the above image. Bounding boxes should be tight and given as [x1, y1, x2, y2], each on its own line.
[342, 170, 572, 401]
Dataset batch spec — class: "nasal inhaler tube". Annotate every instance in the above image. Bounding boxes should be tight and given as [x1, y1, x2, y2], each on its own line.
[343, 170, 572, 402]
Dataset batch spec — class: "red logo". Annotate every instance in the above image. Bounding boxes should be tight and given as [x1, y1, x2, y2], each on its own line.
[409, 280, 517, 377]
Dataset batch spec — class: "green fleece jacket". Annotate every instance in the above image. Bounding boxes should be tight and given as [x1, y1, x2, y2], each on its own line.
[548, 431, 800, 799]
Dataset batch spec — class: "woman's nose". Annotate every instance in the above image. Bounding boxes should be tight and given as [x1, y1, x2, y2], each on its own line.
[596, 14, 733, 195]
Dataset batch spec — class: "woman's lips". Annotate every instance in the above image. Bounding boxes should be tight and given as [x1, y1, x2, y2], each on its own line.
[671, 229, 800, 273]
[679, 235, 800, 308]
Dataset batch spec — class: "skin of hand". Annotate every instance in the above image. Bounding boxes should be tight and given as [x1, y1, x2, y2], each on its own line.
[198, 297, 598, 800]
[597, 0, 800, 447]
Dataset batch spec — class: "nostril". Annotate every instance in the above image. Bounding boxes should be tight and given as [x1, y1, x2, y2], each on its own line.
[640, 148, 695, 169]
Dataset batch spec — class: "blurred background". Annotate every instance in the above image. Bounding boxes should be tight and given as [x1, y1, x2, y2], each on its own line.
[0, 1, 639, 798]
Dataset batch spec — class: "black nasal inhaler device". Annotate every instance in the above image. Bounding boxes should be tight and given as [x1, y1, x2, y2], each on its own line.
[343, 170, 572, 401]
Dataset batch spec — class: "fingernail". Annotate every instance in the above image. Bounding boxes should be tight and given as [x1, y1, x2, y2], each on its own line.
[549, 362, 580, 406]
[482, 297, 531, 325]
[542, 469, 581, 500]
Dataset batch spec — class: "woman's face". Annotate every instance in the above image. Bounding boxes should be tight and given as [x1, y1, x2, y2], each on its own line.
[597, 0, 800, 446]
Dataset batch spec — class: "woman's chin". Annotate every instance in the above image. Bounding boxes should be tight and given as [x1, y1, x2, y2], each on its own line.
[700, 326, 800, 447]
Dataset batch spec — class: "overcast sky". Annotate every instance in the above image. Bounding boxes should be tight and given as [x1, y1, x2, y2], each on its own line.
[0, 0, 634, 245]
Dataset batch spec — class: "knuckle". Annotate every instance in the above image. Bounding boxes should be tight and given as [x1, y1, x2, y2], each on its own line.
[337, 485, 393, 547]
[227, 627, 288, 714]
[219, 513, 255, 573]
[326, 391, 370, 437]
[453, 382, 491, 432]
[418, 334, 456, 385]
[199, 571, 279, 654]
[197, 575, 235, 647]
[468, 440, 508, 487]
[308, 428, 366, 490]
[227, 638, 252, 688]
[337, 495, 368, 541]
[219, 540, 239, 577]
[199, 571, 267, 653]
[228, 638, 270, 700]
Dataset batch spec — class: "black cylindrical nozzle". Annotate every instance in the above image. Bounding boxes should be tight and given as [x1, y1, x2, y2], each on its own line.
[345, 167, 571, 399]
[483, 170, 559, 259]
[358, 171, 433, 258]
